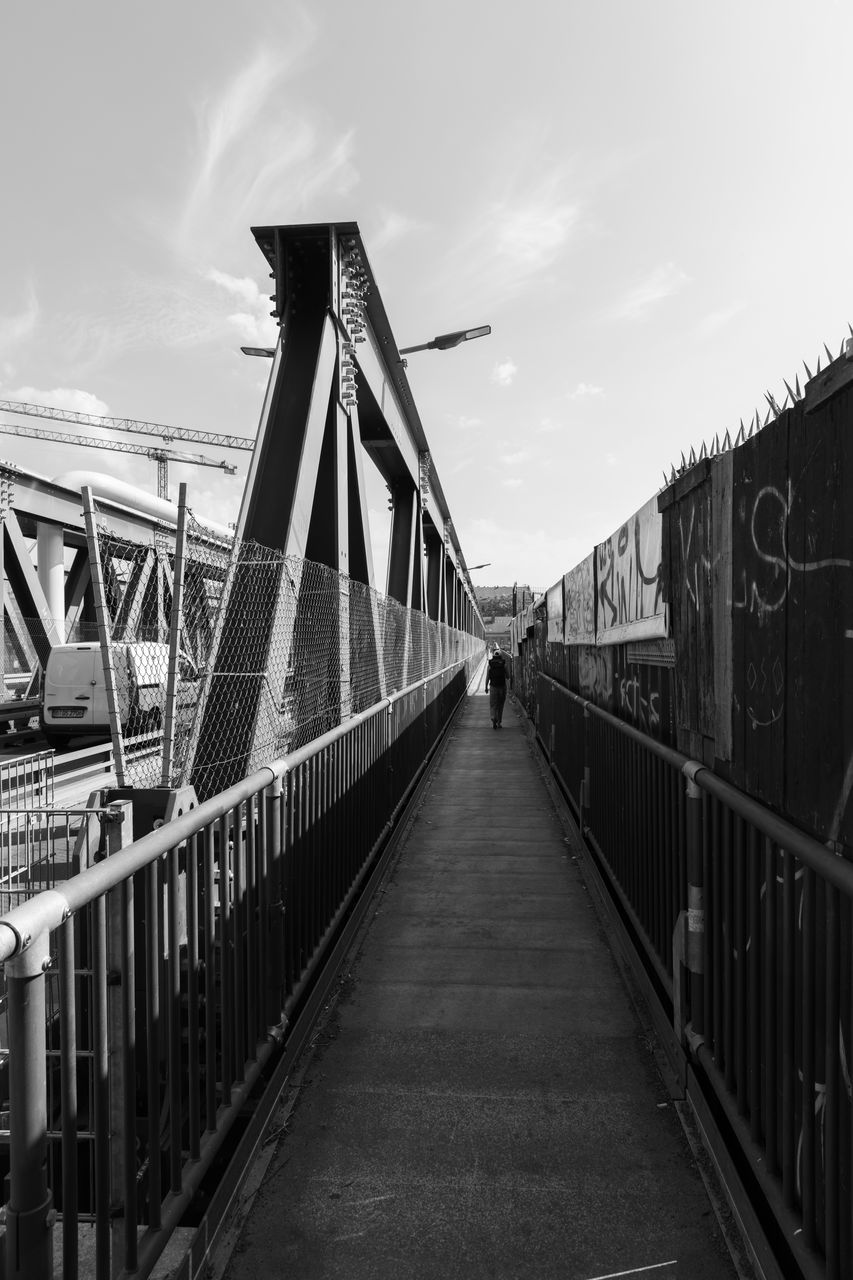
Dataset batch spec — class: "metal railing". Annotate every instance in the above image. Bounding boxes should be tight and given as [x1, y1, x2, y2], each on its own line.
[536, 672, 852, 1280]
[0, 751, 53, 813]
[0, 656, 477, 1280]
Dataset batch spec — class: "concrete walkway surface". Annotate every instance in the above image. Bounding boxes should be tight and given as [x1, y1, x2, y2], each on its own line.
[221, 686, 739, 1280]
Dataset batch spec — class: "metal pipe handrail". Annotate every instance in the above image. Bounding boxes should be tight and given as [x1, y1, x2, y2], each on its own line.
[0, 656, 472, 964]
[543, 672, 853, 900]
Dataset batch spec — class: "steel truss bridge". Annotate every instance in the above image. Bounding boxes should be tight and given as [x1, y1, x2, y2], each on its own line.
[0, 222, 849, 1280]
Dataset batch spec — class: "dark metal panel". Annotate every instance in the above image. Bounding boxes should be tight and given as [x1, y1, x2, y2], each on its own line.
[3, 508, 57, 661]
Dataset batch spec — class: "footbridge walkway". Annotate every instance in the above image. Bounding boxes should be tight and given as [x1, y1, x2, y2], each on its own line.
[218, 681, 736, 1280]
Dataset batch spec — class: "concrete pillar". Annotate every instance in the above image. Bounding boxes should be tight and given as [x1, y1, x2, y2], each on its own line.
[37, 522, 65, 644]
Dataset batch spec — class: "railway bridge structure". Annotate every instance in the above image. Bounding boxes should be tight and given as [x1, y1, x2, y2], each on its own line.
[1, 223, 853, 1280]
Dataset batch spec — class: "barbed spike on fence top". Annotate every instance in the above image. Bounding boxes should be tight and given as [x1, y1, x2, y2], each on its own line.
[784, 379, 797, 403]
[713, 433, 721, 455]
[849, 321, 853, 337]
[795, 373, 802, 399]
[723, 429, 732, 450]
[824, 342, 835, 363]
[670, 465, 677, 482]
[841, 337, 847, 358]
[662, 470, 670, 488]
[804, 360, 813, 380]
[699, 440, 708, 460]
[680, 451, 687, 472]
[764, 406, 773, 426]
[816, 354, 822, 375]
[688, 445, 697, 466]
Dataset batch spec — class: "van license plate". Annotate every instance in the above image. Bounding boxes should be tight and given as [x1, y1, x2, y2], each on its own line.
[52, 708, 85, 719]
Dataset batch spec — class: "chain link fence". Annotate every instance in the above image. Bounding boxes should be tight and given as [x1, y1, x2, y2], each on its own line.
[90, 510, 482, 795]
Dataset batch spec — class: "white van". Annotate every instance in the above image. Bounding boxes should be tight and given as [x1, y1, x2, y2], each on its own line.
[40, 642, 197, 748]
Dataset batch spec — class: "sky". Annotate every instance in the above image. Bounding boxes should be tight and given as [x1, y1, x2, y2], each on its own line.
[1, 0, 852, 597]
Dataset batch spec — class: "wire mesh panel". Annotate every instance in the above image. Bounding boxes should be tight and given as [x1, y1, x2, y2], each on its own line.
[90, 507, 482, 797]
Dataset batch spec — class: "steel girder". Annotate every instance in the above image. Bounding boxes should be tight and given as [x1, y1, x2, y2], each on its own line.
[186, 222, 483, 793]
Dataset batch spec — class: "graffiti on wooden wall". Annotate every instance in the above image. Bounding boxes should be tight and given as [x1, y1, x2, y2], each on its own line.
[546, 582, 564, 644]
[596, 495, 666, 644]
[564, 554, 595, 645]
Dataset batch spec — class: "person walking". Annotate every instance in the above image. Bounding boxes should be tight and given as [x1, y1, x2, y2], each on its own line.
[485, 644, 510, 729]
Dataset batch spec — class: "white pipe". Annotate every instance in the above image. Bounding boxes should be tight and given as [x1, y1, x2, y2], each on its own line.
[36, 522, 65, 642]
[51, 470, 234, 540]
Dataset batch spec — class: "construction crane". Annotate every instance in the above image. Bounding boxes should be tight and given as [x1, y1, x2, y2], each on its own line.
[0, 399, 255, 453]
[0, 421, 238, 500]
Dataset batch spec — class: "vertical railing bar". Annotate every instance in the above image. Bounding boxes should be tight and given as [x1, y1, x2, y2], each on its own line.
[167, 845, 182, 1194]
[802, 865, 815, 1242]
[245, 796, 258, 1051]
[748, 825, 761, 1140]
[712, 798, 723, 1067]
[233, 800, 246, 1075]
[764, 837, 778, 1176]
[219, 812, 234, 1100]
[92, 897, 110, 1280]
[203, 823, 217, 1130]
[825, 881, 840, 1278]
[781, 848, 796, 1208]
[186, 831, 201, 1159]
[735, 815, 747, 1115]
[146, 860, 162, 1227]
[723, 808, 734, 1091]
[122, 875, 138, 1269]
[702, 792, 713, 1059]
[59, 918, 79, 1280]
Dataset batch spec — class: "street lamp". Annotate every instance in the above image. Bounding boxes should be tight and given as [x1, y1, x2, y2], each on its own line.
[399, 325, 491, 357]
[468, 563, 492, 571]
[240, 346, 275, 357]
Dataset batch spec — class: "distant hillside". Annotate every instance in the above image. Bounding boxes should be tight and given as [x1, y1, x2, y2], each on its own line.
[475, 584, 532, 617]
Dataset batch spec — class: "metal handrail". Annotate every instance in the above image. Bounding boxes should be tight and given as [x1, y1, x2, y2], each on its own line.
[542, 673, 853, 897]
[0, 655, 476, 1280]
[0, 660, 463, 965]
[536, 670, 848, 1280]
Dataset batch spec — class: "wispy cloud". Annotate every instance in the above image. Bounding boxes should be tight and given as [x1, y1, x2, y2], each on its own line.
[436, 168, 580, 309]
[368, 208, 426, 255]
[0, 286, 39, 349]
[609, 262, 690, 321]
[206, 268, 279, 347]
[492, 359, 517, 387]
[1, 386, 111, 416]
[569, 381, 603, 399]
[698, 300, 747, 335]
[500, 450, 530, 466]
[537, 416, 560, 433]
[173, 28, 358, 261]
[448, 413, 483, 431]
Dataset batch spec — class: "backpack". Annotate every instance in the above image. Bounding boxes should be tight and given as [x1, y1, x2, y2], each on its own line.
[488, 654, 507, 686]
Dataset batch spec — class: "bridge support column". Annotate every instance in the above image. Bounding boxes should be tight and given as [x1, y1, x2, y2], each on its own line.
[37, 523, 65, 644]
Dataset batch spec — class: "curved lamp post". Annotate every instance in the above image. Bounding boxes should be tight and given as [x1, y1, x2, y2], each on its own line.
[399, 325, 491, 357]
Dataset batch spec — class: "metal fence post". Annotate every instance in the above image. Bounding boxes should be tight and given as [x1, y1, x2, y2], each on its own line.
[3, 929, 55, 1280]
[579, 703, 591, 835]
[683, 761, 705, 1041]
[266, 775, 287, 1039]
